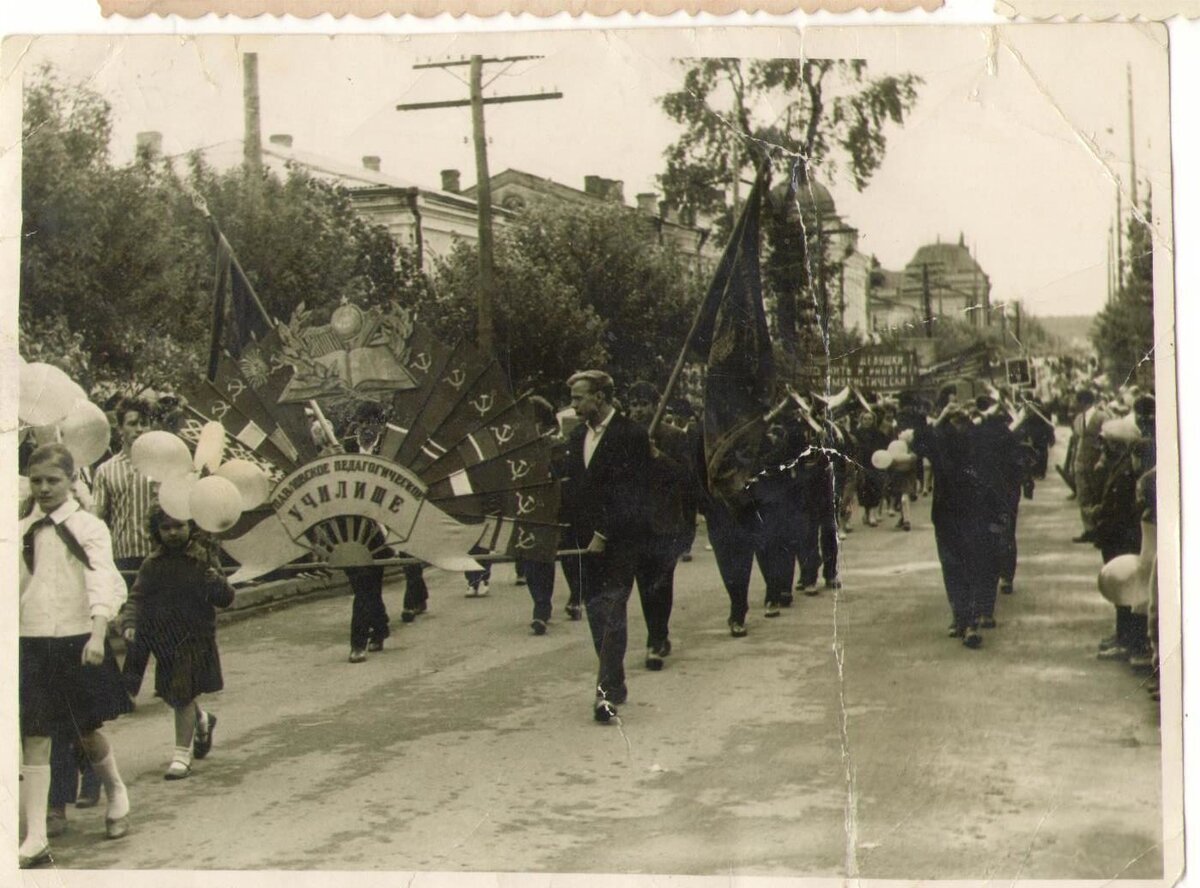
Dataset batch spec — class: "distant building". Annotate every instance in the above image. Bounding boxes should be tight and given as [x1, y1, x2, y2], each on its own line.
[899, 234, 992, 329]
[463, 168, 721, 270]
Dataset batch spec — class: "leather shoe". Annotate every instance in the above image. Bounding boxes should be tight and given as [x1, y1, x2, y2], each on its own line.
[645, 648, 664, 670]
[594, 700, 618, 723]
[19, 846, 53, 869]
[105, 816, 130, 840]
[764, 601, 781, 618]
[728, 620, 747, 638]
[565, 603, 583, 621]
[349, 648, 368, 663]
[367, 639, 384, 652]
[530, 619, 548, 636]
[194, 713, 217, 760]
[962, 628, 983, 649]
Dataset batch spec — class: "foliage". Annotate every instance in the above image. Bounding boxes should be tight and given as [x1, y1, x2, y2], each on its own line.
[659, 59, 920, 360]
[658, 59, 922, 226]
[1092, 201, 1155, 387]
[421, 199, 704, 399]
[20, 66, 418, 399]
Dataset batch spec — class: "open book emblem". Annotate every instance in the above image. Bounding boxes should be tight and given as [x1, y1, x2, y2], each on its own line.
[277, 301, 419, 404]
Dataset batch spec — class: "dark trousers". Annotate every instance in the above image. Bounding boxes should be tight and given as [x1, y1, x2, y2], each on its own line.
[402, 563, 428, 611]
[50, 730, 100, 807]
[799, 498, 840, 587]
[578, 540, 639, 698]
[520, 559, 556, 622]
[998, 502, 1019, 585]
[560, 531, 587, 610]
[707, 501, 795, 621]
[116, 556, 148, 696]
[345, 566, 389, 650]
[935, 527, 1000, 631]
[634, 538, 677, 649]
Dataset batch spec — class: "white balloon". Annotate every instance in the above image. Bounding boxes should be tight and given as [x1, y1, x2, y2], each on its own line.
[871, 449, 893, 471]
[131, 431, 194, 482]
[190, 475, 244, 533]
[159, 472, 199, 521]
[193, 422, 226, 473]
[887, 439, 909, 458]
[216, 459, 272, 509]
[19, 363, 87, 427]
[61, 399, 111, 468]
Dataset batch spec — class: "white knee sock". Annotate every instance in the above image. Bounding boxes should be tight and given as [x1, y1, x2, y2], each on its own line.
[91, 752, 130, 820]
[19, 764, 51, 854]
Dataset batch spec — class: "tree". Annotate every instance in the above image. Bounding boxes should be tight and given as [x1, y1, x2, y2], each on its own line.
[1092, 200, 1154, 388]
[421, 199, 704, 398]
[20, 65, 419, 398]
[659, 59, 920, 358]
[659, 59, 922, 225]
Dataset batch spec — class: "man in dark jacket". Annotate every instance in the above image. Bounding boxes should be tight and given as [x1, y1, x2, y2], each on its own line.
[626, 382, 694, 671]
[560, 370, 652, 723]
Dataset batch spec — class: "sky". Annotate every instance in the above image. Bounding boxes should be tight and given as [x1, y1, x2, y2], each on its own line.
[15, 25, 1171, 320]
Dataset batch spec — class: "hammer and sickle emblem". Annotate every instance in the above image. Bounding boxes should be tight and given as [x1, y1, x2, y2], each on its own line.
[491, 424, 515, 446]
[411, 352, 432, 373]
[471, 392, 495, 416]
[444, 368, 467, 390]
[507, 459, 531, 482]
[516, 492, 536, 516]
[226, 379, 246, 400]
[515, 528, 537, 550]
[211, 401, 231, 420]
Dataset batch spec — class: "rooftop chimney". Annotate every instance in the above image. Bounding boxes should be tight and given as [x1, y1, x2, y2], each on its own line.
[636, 192, 658, 215]
[135, 131, 162, 161]
[268, 134, 294, 148]
[606, 179, 626, 205]
[362, 156, 381, 172]
[441, 169, 461, 193]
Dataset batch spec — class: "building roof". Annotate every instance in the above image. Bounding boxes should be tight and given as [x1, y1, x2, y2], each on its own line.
[907, 240, 984, 277]
[770, 177, 837, 220]
[463, 168, 606, 207]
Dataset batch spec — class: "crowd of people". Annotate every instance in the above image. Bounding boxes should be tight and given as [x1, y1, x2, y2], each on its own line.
[16, 368, 1160, 867]
[1060, 386, 1160, 700]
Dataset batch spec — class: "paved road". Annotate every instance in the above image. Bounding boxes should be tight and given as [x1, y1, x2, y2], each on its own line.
[34, 436, 1166, 879]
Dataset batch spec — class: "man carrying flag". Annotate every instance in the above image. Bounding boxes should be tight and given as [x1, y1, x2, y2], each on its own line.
[682, 162, 796, 636]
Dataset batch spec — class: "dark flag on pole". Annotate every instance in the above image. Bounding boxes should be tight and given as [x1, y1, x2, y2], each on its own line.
[687, 166, 775, 507]
[208, 232, 272, 380]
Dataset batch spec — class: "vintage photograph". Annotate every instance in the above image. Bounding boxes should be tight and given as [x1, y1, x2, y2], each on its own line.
[3, 24, 1180, 881]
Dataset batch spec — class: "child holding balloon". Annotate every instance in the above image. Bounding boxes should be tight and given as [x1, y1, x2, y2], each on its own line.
[122, 507, 235, 779]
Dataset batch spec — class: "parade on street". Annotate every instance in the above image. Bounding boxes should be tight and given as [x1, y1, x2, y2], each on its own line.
[8, 25, 1178, 883]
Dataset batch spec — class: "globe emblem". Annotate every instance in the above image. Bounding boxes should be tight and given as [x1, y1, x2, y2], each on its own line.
[331, 303, 365, 341]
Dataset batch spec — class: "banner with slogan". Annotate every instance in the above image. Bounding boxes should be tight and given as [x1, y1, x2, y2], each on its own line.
[225, 453, 485, 581]
[795, 347, 919, 393]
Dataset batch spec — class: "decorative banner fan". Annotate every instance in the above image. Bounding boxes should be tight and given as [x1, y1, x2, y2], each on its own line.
[189, 300, 561, 582]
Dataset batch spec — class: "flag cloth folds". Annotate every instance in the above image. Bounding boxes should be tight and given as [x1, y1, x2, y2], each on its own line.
[687, 167, 774, 506]
[208, 232, 272, 380]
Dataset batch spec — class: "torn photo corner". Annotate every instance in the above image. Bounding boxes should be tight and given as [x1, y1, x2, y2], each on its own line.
[0, 23, 1182, 885]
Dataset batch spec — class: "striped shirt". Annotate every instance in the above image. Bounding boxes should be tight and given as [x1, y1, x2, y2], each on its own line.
[92, 451, 158, 560]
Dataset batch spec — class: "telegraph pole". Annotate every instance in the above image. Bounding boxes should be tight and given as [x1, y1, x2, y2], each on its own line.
[1127, 63, 1138, 211]
[243, 53, 263, 175]
[398, 56, 562, 356]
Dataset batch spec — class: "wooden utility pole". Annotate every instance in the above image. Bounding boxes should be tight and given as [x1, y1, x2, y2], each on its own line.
[243, 53, 263, 175]
[1127, 63, 1138, 211]
[398, 56, 562, 357]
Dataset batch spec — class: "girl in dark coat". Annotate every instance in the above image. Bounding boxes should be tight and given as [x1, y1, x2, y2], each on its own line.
[124, 508, 234, 779]
[854, 411, 889, 526]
